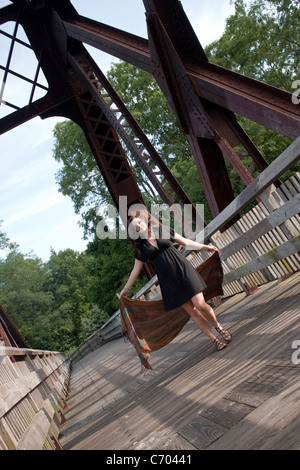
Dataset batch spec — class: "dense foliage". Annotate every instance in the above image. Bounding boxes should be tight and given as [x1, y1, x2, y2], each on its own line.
[1, 0, 298, 354]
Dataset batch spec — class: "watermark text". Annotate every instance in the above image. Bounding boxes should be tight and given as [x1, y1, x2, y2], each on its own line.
[291, 340, 300, 365]
[292, 80, 300, 105]
[96, 197, 204, 242]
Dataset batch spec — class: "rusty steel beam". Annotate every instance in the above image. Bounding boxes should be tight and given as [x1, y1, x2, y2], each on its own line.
[0, 1, 199, 223]
[0, 2, 145, 213]
[0, 4, 18, 24]
[188, 62, 300, 141]
[68, 46, 195, 207]
[143, 0, 208, 65]
[63, 15, 151, 74]
[3, 0, 296, 144]
[0, 83, 76, 134]
[63, 8, 300, 141]
[62, 11, 271, 185]
[203, 104, 269, 173]
[42, 82, 155, 279]
[144, 4, 251, 217]
[74, 93, 144, 211]
[0, 2, 157, 280]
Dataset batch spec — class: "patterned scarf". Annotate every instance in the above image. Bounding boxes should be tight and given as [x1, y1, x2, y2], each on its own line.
[120, 252, 224, 370]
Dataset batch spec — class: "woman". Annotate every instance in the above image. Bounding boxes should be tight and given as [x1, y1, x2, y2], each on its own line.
[119, 211, 232, 350]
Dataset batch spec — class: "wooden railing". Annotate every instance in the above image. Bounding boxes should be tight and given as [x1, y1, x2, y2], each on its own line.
[70, 137, 300, 364]
[191, 172, 300, 297]
[0, 347, 70, 450]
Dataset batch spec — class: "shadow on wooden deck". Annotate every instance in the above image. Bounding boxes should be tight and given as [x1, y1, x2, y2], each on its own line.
[59, 272, 300, 450]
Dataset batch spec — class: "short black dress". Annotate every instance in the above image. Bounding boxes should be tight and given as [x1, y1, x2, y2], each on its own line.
[135, 227, 207, 311]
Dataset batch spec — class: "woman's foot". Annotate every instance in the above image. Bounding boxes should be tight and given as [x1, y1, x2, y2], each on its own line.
[215, 323, 232, 343]
[213, 337, 227, 351]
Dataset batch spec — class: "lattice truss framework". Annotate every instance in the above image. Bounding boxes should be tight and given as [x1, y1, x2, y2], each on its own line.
[0, 0, 299, 226]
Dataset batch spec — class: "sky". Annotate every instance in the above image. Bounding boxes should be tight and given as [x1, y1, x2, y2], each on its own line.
[0, 0, 236, 261]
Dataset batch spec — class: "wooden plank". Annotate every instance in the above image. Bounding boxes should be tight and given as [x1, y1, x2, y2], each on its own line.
[155, 433, 198, 450]
[178, 416, 226, 449]
[199, 399, 254, 430]
[258, 413, 300, 450]
[225, 383, 274, 408]
[238, 203, 289, 280]
[0, 347, 63, 357]
[290, 174, 300, 192]
[223, 235, 300, 284]
[234, 205, 277, 282]
[134, 426, 197, 451]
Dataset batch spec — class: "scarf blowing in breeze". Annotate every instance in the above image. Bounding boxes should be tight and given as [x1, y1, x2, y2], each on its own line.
[120, 252, 224, 370]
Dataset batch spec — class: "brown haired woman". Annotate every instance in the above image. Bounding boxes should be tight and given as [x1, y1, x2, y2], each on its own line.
[118, 211, 232, 350]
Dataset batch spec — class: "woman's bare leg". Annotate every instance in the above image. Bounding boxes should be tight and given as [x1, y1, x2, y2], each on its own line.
[191, 292, 232, 342]
[191, 292, 219, 328]
[182, 300, 216, 342]
[182, 295, 229, 350]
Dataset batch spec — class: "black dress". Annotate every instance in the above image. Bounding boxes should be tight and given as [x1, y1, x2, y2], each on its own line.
[135, 227, 207, 311]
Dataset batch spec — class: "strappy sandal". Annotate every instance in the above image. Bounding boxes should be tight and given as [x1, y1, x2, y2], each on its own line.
[215, 324, 232, 343]
[213, 337, 227, 351]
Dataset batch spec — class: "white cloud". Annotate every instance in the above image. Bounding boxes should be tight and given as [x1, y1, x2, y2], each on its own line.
[183, 0, 235, 47]
[3, 189, 65, 227]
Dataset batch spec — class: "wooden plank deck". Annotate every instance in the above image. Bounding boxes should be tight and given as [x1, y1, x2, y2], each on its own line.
[59, 272, 300, 450]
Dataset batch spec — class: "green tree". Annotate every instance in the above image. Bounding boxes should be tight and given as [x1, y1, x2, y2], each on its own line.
[206, 0, 300, 89]
[45, 248, 93, 353]
[0, 251, 54, 348]
[81, 305, 110, 339]
[0, 221, 18, 256]
[0, 244, 103, 354]
[53, 120, 112, 237]
[205, 0, 298, 177]
[85, 236, 147, 317]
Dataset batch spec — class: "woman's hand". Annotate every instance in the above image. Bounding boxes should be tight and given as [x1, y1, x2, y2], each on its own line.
[117, 287, 129, 299]
[206, 244, 218, 253]
[117, 259, 144, 299]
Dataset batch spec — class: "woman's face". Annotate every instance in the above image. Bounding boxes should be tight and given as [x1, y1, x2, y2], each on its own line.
[130, 216, 148, 235]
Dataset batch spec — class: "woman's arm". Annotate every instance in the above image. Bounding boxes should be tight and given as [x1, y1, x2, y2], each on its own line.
[173, 232, 218, 253]
[118, 259, 145, 298]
